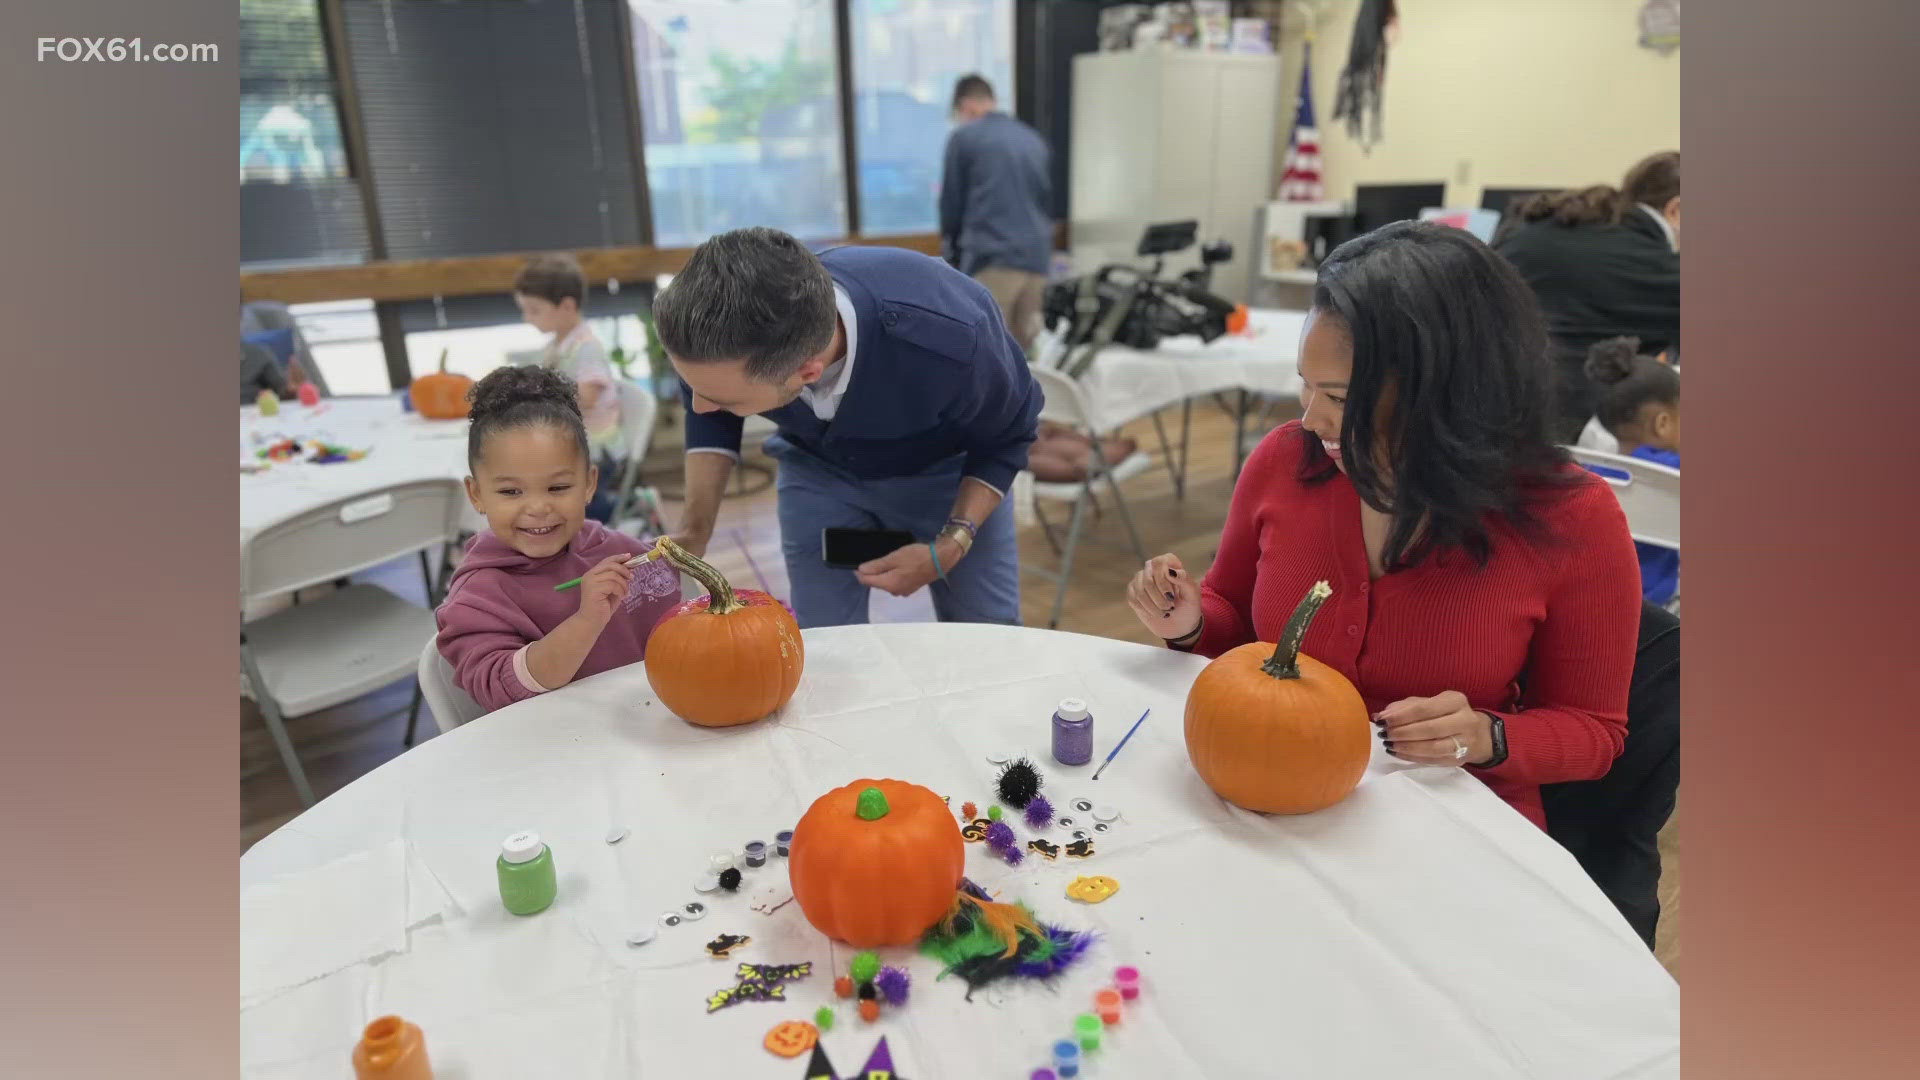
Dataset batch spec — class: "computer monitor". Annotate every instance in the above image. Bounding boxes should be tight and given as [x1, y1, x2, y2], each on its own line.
[1480, 186, 1561, 216]
[1353, 182, 1446, 233]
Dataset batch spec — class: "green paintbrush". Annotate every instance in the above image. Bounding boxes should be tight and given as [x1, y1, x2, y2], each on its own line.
[552, 551, 660, 592]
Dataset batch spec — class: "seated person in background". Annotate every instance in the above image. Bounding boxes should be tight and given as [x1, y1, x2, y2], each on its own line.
[436, 367, 680, 714]
[1494, 151, 1680, 443]
[514, 254, 623, 522]
[240, 339, 296, 405]
[1586, 336, 1681, 608]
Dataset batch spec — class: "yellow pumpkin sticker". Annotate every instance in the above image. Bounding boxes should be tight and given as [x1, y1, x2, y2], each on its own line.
[1066, 875, 1120, 903]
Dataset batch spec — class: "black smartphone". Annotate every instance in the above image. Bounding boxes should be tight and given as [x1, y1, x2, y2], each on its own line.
[822, 527, 917, 569]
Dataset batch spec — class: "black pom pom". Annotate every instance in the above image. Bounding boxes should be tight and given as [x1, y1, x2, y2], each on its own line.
[718, 867, 742, 892]
[996, 757, 1043, 809]
[857, 980, 878, 1000]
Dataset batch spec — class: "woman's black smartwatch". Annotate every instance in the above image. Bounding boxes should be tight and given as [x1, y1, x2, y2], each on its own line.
[1472, 712, 1509, 769]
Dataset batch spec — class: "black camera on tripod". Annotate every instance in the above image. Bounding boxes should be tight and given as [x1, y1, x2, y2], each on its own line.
[1043, 220, 1239, 375]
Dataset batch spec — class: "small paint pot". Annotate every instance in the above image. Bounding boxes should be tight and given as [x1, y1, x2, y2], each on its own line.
[774, 830, 794, 857]
[1115, 965, 1141, 1000]
[1095, 988, 1123, 1025]
[744, 841, 768, 868]
[1031, 1071, 1058, 1080]
[1052, 1040, 1080, 1073]
[1075, 1013, 1102, 1051]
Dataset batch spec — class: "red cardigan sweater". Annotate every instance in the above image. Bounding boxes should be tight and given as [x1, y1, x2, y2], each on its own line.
[1185, 422, 1641, 829]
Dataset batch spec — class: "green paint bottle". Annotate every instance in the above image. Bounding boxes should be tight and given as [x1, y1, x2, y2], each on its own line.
[497, 831, 557, 916]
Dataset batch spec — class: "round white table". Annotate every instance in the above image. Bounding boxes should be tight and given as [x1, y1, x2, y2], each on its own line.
[241, 396, 478, 545]
[240, 623, 1678, 1079]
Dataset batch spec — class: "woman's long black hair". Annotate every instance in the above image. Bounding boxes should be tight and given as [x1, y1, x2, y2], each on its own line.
[1303, 220, 1575, 569]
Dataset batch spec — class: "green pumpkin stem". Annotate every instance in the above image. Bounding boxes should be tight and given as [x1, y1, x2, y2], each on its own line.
[855, 786, 890, 821]
[654, 535, 743, 614]
[1260, 580, 1333, 680]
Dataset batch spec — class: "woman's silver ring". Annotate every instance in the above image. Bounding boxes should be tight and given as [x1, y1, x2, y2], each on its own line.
[1450, 736, 1469, 761]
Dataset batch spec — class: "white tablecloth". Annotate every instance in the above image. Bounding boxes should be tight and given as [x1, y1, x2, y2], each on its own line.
[240, 624, 1677, 1079]
[1038, 308, 1310, 432]
[241, 396, 477, 544]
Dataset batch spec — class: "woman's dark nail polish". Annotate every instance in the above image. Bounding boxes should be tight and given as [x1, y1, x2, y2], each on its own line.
[1383, 742, 1397, 753]
[1164, 591, 1176, 601]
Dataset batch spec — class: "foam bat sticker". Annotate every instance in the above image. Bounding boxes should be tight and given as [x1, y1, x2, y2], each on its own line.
[1026, 839, 1061, 861]
[706, 933, 752, 958]
[1064, 838, 1096, 859]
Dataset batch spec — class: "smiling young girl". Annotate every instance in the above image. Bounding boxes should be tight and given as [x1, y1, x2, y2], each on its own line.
[435, 367, 679, 713]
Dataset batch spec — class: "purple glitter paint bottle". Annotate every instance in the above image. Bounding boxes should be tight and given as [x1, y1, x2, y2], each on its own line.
[1052, 698, 1093, 766]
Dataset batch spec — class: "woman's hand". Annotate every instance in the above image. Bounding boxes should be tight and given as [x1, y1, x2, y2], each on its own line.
[1126, 553, 1202, 642]
[575, 554, 636, 627]
[1375, 691, 1495, 766]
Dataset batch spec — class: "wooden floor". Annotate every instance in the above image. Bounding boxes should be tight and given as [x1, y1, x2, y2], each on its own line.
[241, 397, 1678, 975]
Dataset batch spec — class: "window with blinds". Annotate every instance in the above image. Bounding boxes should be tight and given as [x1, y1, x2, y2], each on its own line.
[240, 0, 371, 266]
[341, 0, 644, 261]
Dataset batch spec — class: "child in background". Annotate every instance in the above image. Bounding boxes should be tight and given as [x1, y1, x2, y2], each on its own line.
[436, 367, 680, 714]
[1586, 336, 1681, 607]
[514, 253, 623, 522]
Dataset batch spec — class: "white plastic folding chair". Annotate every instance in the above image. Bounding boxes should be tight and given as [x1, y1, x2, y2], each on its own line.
[1567, 445, 1681, 611]
[608, 378, 667, 535]
[1022, 365, 1155, 629]
[416, 636, 487, 734]
[1565, 446, 1680, 550]
[240, 478, 466, 806]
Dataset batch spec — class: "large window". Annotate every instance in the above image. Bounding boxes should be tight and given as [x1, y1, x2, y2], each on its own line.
[629, 0, 847, 245]
[849, 0, 1014, 236]
[240, 0, 369, 266]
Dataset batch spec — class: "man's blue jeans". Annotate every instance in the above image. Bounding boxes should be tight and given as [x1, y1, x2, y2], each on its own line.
[769, 442, 1020, 629]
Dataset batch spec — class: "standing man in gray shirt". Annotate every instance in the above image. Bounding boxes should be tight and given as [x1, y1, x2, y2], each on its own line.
[941, 74, 1053, 355]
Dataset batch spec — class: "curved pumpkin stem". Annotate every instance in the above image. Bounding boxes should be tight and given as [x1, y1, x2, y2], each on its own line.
[1260, 580, 1333, 680]
[653, 535, 744, 615]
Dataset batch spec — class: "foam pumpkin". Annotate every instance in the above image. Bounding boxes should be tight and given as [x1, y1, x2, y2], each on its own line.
[1183, 580, 1371, 814]
[409, 348, 473, 420]
[645, 536, 803, 727]
[788, 780, 964, 948]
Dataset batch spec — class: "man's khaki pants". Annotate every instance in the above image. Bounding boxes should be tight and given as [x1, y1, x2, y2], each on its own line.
[973, 266, 1047, 357]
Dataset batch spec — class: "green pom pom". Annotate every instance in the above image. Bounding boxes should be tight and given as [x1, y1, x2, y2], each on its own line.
[987, 805, 1003, 821]
[856, 787, 890, 821]
[850, 950, 880, 984]
[814, 1005, 835, 1031]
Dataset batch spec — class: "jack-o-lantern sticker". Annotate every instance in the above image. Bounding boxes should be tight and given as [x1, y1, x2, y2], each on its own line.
[764, 1019, 819, 1057]
[1066, 875, 1120, 903]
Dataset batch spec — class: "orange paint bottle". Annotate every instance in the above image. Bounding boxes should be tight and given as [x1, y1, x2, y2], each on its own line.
[352, 1015, 433, 1080]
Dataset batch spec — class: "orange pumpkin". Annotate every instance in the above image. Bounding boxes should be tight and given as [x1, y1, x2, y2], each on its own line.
[1184, 581, 1371, 814]
[762, 1020, 818, 1058]
[645, 537, 804, 727]
[789, 779, 964, 947]
[409, 348, 474, 420]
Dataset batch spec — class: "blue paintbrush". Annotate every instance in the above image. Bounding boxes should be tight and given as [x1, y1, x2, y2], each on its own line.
[1091, 708, 1151, 780]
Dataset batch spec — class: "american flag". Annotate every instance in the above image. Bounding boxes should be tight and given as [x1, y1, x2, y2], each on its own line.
[1277, 44, 1324, 201]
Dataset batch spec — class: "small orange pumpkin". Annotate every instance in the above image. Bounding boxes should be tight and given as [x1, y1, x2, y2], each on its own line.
[789, 779, 964, 947]
[409, 348, 474, 420]
[763, 1020, 818, 1058]
[644, 537, 804, 727]
[1184, 581, 1371, 814]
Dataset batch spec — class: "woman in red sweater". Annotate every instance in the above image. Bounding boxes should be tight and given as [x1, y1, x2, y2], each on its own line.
[1127, 221, 1640, 830]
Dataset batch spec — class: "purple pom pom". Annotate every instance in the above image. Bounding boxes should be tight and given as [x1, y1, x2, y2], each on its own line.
[998, 843, 1025, 866]
[1024, 795, 1054, 829]
[875, 965, 911, 1006]
[985, 821, 1016, 848]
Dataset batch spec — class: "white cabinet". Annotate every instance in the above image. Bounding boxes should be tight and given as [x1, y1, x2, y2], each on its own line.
[1068, 49, 1283, 304]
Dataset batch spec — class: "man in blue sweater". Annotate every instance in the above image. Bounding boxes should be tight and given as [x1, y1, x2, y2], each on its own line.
[653, 227, 1042, 629]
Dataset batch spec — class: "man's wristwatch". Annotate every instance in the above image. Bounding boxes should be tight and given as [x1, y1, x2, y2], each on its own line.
[1472, 711, 1509, 769]
[937, 519, 975, 557]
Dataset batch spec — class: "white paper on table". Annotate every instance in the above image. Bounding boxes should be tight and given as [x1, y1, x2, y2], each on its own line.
[240, 840, 456, 1008]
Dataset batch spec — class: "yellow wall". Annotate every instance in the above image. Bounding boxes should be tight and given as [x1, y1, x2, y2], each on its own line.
[1279, 0, 1680, 205]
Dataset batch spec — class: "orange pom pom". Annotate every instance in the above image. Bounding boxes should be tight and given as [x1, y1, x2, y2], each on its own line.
[834, 976, 854, 999]
[960, 801, 978, 820]
[859, 998, 880, 1023]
